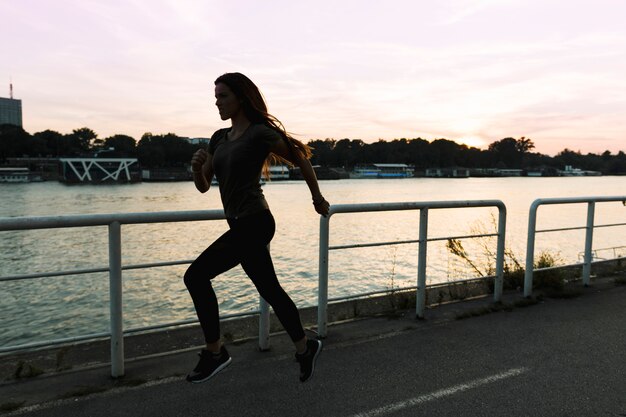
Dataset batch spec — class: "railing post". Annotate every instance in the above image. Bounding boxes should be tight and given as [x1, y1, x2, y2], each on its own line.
[494, 206, 507, 302]
[108, 221, 124, 378]
[258, 297, 270, 351]
[416, 207, 428, 319]
[318, 214, 330, 338]
[258, 243, 271, 351]
[524, 202, 538, 297]
[582, 202, 595, 286]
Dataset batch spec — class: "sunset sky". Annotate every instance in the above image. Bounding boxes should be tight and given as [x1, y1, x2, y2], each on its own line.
[3, 0, 626, 155]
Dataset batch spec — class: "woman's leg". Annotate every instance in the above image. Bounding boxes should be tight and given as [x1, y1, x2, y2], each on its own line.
[183, 229, 241, 348]
[235, 211, 307, 344]
[239, 235, 322, 382]
[240, 245, 307, 344]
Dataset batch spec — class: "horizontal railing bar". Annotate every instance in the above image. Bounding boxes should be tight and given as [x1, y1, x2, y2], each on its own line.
[329, 200, 505, 216]
[0, 267, 110, 282]
[531, 196, 626, 208]
[330, 239, 420, 250]
[535, 222, 626, 235]
[122, 259, 194, 271]
[428, 232, 499, 243]
[329, 233, 499, 251]
[536, 226, 586, 233]
[0, 209, 226, 231]
[594, 222, 626, 229]
[0, 259, 197, 282]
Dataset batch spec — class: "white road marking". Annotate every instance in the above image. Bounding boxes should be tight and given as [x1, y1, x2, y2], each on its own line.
[349, 367, 529, 417]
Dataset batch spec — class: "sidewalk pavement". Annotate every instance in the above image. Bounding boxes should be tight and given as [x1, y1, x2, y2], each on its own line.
[1, 277, 625, 417]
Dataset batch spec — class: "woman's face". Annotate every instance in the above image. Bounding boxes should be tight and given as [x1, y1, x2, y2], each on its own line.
[214, 83, 242, 121]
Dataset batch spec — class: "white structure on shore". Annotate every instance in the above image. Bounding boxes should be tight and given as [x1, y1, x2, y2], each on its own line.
[59, 158, 139, 183]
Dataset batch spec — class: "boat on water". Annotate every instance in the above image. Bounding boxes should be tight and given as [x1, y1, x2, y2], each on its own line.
[0, 167, 30, 183]
[350, 163, 414, 178]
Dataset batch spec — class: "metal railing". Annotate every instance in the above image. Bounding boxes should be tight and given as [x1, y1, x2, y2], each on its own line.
[0, 210, 272, 377]
[524, 196, 626, 297]
[577, 245, 626, 261]
[317, 200, 507, 338]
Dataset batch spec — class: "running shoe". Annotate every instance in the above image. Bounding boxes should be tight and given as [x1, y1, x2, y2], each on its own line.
[186, 345, 232, 383]
[295, 339, 322, 382]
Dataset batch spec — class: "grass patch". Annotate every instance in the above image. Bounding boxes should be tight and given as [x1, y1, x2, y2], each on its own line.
[0, 401, 25, 413]
[446, 218, 567, 293]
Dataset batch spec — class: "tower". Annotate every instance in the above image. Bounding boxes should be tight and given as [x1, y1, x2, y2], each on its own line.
[0, 82, 23, 127]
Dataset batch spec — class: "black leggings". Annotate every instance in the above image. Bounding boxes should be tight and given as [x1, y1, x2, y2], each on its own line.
[184, 209, 306, 344]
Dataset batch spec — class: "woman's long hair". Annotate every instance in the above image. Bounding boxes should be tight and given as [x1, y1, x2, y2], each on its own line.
[214, 72, 312, 178]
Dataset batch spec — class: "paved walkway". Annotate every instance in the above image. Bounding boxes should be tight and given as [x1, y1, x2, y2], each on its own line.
[2, 278, 625, 417]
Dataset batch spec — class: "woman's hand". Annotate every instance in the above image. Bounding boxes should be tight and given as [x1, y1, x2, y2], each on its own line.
[191, 149, 214, 193]
[191, 149, 209, 174]
[313, 195, 330, 217]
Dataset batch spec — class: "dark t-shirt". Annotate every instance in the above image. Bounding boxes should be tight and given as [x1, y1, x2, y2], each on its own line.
[208, 123, 282, 219]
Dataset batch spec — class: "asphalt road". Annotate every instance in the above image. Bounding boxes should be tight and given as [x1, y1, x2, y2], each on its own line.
[4, 283, 625, 417]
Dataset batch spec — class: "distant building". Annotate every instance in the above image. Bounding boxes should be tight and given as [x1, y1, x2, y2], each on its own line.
[0, 97, 23, 127]
[351, 163, 414, 178]
[186, 137, 210, 145]
[269, 164, 290, 180]
[558, 165, 601, 177]
[0, 167, 29, 182]
[424, 168, 470, 178]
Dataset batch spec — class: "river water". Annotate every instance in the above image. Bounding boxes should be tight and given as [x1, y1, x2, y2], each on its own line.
[1, 177, 625, 347]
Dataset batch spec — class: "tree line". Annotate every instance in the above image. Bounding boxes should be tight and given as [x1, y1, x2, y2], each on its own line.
[1, 124, 625, 174]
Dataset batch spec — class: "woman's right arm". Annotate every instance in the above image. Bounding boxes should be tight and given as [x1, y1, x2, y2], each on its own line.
[191, 149, 214, 193]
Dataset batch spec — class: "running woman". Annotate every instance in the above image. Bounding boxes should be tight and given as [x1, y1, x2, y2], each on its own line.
[184, 72, 329, 383]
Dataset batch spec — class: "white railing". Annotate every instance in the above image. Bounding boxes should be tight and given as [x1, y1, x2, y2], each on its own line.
[524, 196, 626, 297]
[0, 211, 272, 377]
[4, 196, 623, 377]
[317, 200, 507, 338]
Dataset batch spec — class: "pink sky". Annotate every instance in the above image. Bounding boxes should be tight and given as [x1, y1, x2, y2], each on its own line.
[3, 0, 626, 155]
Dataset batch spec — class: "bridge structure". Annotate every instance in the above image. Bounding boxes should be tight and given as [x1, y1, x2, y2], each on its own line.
[59, 158, 139, 183]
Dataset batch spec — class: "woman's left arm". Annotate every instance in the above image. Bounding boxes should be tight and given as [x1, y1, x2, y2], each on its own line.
[269, 140, 330, 217]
